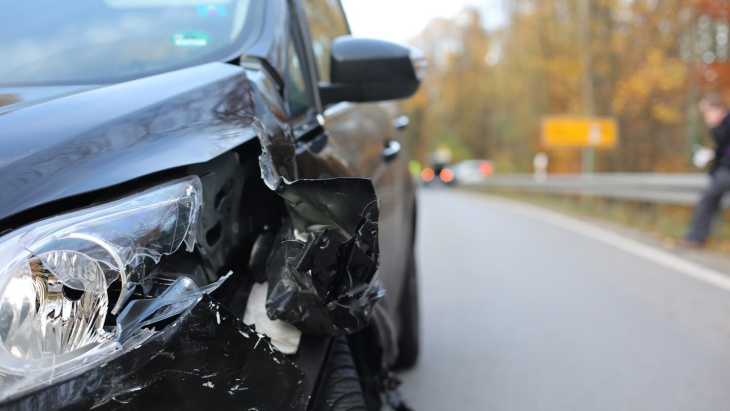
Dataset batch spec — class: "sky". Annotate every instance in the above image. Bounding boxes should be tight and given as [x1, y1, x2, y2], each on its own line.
[340, 0, 505, 43]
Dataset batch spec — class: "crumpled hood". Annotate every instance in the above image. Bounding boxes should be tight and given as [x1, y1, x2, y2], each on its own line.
[0, 62, 260, 224]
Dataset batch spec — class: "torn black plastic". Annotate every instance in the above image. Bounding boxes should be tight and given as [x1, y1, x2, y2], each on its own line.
[4, 294, 308, 410]
[265, 178, 385, 336]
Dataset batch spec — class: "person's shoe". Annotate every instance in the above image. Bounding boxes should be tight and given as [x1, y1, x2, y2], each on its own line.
[677, 238, 705, 249]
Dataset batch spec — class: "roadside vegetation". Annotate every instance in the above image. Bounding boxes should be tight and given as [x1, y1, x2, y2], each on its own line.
[405, 1, 729, 174]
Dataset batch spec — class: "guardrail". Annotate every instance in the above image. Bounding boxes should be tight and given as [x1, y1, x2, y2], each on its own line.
[460, 173, 720, 207]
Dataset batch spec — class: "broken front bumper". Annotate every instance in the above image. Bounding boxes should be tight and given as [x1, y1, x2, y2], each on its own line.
[4, 294, 311, 410]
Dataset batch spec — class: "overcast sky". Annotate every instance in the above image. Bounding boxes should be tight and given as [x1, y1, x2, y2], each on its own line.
[341, 0, 505, 43]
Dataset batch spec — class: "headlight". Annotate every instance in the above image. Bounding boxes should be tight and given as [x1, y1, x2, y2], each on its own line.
[0, 177, 203, 398]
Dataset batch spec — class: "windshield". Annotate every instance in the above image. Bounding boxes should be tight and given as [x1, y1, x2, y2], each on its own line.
[0, 0, 254, 86]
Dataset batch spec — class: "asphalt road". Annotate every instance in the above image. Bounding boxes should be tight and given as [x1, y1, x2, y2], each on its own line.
[396, 188, 730, 411]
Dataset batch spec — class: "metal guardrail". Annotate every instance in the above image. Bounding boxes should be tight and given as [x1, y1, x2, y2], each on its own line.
[461, 173, 720, 207]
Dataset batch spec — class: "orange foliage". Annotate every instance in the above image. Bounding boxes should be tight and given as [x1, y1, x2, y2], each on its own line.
[404, 0, 730, 173]
[696, 0, 730, 18]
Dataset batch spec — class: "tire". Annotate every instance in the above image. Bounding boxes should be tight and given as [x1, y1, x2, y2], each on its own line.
[312, 337, 367, 411]
[394, 246, 419, 369]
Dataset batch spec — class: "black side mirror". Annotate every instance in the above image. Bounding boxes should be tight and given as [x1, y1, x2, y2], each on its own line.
[319, 36, 426, 106]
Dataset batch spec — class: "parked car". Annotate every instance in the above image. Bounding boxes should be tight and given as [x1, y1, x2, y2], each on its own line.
[0, 1, 422, 409]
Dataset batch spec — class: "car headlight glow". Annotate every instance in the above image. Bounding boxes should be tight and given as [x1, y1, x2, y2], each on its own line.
[0, 176, 203, 397]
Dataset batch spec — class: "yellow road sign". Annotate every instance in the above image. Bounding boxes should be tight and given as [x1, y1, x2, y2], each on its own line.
[541, 117, 618, 148]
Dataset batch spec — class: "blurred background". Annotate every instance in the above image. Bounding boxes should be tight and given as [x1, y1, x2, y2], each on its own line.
[347, 0, 728, 173]
[342, 0, 730, 251]
[340, 1, 730, 409]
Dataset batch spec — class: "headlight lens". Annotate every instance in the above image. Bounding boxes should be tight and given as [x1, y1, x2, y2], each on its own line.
[0, 177, 203, 396]
[1, 254, 109, 360]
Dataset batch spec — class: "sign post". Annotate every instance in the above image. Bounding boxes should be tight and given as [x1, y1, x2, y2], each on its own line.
[541, 117, 618, 149]
[540, 117, 618, 173]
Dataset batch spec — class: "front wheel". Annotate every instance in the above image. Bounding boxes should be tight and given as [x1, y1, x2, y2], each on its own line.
[311, 337, 367, 411]
[394, 246, 419, 369]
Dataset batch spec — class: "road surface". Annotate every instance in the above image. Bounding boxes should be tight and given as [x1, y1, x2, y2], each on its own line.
[397, 188, 730, 411]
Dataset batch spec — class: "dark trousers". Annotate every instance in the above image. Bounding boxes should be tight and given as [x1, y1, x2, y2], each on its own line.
[686, 167, 730, 243]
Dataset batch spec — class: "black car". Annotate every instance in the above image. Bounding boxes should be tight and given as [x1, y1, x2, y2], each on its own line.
[0, 1, 422, 409]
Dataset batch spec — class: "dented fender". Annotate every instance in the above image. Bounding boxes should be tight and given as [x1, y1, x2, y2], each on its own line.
[264, 179, 384, 337]
[253, 108, 386, 338]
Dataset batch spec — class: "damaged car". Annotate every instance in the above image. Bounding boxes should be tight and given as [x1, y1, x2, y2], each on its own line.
[0, 0, 423, 409]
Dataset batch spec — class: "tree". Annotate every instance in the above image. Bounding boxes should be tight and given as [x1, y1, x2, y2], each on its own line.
[405, 0, 730, 173]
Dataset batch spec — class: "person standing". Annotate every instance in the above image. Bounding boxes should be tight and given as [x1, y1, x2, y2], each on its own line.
[683, 93, 730, 247]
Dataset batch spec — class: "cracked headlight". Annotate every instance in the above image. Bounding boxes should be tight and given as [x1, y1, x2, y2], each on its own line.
[0, 177, 202, 399]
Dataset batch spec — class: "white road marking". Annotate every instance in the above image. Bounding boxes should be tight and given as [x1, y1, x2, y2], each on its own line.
[463, 191, 730, 292]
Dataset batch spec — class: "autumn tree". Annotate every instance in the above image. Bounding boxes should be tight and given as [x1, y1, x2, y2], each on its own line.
[405, 0, 728, 173]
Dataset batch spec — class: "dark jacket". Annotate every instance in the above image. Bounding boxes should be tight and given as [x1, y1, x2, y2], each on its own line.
[711, 113, 730, 174]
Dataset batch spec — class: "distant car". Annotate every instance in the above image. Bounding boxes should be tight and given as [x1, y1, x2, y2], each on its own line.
[421, 163, 456, 185]
[452, 160, 494, 185]
[0, 1, 423, 409]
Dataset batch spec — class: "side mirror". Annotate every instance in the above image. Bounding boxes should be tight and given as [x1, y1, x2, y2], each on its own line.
[319, 36, 426, 106]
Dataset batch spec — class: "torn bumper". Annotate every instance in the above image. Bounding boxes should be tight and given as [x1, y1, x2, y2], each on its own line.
[0, 172, 386, 408]
[3, 294, 308, 410]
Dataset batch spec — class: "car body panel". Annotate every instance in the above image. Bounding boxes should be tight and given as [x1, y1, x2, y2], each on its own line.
[0, 63, 267, 225]
[0, 0, 418, 408]
[0, 85, 101, 115]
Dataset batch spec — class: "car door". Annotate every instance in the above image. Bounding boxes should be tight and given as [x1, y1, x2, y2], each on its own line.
[288, 0, 411, 317]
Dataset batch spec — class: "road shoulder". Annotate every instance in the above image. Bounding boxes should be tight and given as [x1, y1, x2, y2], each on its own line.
[458, 189, 730, 279]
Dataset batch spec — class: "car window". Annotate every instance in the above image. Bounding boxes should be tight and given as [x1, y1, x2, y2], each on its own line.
[0, 0, 255, 85]
[286, 34, 312, 120]
[300, 0, 350, 83]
